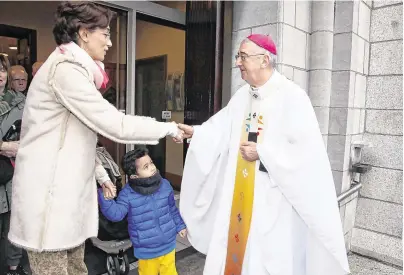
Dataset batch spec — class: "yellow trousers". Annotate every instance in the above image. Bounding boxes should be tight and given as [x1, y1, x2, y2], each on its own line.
[138, 249, 178, 275]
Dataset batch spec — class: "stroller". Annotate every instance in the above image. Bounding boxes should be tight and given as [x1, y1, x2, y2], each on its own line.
[91, 146, 133, 275]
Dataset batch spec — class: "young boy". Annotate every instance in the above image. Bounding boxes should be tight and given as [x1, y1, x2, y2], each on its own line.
[98, 147, 187, 275]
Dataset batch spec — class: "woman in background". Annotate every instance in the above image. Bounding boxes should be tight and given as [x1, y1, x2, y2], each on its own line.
[0, 54, 28, 275]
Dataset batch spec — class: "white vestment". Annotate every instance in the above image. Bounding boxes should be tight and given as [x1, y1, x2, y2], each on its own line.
[179, 71, 350, 275]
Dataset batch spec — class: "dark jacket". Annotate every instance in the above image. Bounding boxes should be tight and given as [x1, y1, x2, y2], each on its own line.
[0, 90, 25, 214]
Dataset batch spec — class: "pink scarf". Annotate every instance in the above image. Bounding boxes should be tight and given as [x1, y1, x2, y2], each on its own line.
[57, 42, 109, 89]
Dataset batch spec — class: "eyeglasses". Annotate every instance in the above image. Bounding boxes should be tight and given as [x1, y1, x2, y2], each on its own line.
[99, 30, 111, 40]
[102, 32, 111, 40]
[235, 53, 265, 62]
[12, 78, 27, 82]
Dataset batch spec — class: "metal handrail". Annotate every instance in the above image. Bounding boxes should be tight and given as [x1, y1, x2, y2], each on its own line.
[337, 183, 362, 202]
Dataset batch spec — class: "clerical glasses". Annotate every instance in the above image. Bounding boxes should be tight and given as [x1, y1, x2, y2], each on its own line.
[235, 53, 265, 62]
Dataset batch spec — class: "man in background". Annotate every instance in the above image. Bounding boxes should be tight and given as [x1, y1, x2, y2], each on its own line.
[9, 66, 27, 95]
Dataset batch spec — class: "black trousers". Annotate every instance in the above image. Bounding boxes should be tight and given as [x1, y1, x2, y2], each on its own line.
[0, 211, 22, 267]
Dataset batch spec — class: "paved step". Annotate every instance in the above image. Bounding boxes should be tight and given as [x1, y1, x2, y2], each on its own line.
[348, 253, 402, 275]
[351, 227, 403, 267]
[130, 249, 402, 275]
[355, 198, 402, 238]
[351, 194, 403, 267]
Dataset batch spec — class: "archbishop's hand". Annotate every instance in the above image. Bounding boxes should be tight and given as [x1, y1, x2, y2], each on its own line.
[178, 123, 194, 139]
[240, 141, 259, 162]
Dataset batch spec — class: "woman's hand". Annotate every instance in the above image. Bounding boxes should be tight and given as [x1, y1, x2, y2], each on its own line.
[167, 122, 184, 143]
[173, 129, 185, 144]
[0, 141, 19, 158]
[101, 180, 116, 200]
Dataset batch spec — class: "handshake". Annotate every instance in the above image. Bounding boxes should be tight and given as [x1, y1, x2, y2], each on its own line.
[171, 123, 194, 144]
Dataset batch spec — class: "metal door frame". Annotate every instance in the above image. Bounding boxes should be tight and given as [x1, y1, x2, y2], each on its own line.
[100, 1, 186, 151]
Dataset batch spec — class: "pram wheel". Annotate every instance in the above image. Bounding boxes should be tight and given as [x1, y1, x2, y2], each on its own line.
[106, 255, 120, 275]
[106, 253, 130, 275]
[121, 254, 130, 275]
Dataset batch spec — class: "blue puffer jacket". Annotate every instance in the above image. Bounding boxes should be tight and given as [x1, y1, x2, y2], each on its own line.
[98, 179, 186, 259]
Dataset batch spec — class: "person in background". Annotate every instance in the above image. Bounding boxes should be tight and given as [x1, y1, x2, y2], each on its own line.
[9, 66, 27, 95]
[0, 55, 27, 275]
[32, 62, 44, 77]
[8, 2, 183, 275]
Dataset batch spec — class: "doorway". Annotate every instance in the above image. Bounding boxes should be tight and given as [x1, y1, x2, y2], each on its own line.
[82, 7, 134, 275]
[0, 24, 37, 81]
[101, 0, 225, 191]
[134, 16, 186, 189]
[100, 1, 186, 190]
[97, 8, 128, 171]
[135, 55, 168, 176]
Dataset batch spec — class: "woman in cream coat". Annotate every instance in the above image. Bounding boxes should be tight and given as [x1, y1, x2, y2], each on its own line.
[8, 2, 181, 274]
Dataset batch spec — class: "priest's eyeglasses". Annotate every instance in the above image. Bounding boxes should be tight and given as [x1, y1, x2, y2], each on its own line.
[235, 53, 265, 62]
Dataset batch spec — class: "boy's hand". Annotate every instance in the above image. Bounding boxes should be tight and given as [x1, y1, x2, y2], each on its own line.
[179, 229, 187, 238]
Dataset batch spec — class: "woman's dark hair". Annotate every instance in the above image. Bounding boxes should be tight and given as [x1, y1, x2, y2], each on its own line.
[0, 54, 10, 88]
[53, 1, 115, 45]
[122, 147, 149, 176]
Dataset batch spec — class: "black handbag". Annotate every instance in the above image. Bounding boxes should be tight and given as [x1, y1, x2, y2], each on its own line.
[0, 120, 21, 186]
[2, 119, 21, 142]
[0, 155, 14, 186]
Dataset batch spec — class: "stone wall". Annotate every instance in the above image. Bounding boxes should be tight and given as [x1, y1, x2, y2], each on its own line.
[230, 0, 360, 250]
[351, 0, 403, 267]
[331, 0, 373, 251]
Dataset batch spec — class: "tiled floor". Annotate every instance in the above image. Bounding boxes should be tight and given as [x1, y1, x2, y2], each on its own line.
[128, 252, 402, 275]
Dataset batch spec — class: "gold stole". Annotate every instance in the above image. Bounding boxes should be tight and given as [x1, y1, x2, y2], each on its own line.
[224, 96, 264, 275]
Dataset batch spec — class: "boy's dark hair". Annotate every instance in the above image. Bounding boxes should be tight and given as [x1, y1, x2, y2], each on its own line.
[122, 147, 149, 176]
[53, 1, 115, 46]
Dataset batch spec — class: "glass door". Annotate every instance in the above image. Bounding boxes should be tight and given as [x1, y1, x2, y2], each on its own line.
[101, 0, 186, 189]
[85, 6, 131, 275]
[134, 17, 185, 188]
[86, 2, 187, 274]
[98, 8, 128, 169]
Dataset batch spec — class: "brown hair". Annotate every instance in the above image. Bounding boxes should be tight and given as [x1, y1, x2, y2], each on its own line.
[0, 54, 11, 88]
[52, 1, 115, 46]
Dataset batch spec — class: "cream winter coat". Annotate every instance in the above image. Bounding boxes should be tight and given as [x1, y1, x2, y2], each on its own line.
[8, 45, 178, 252]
